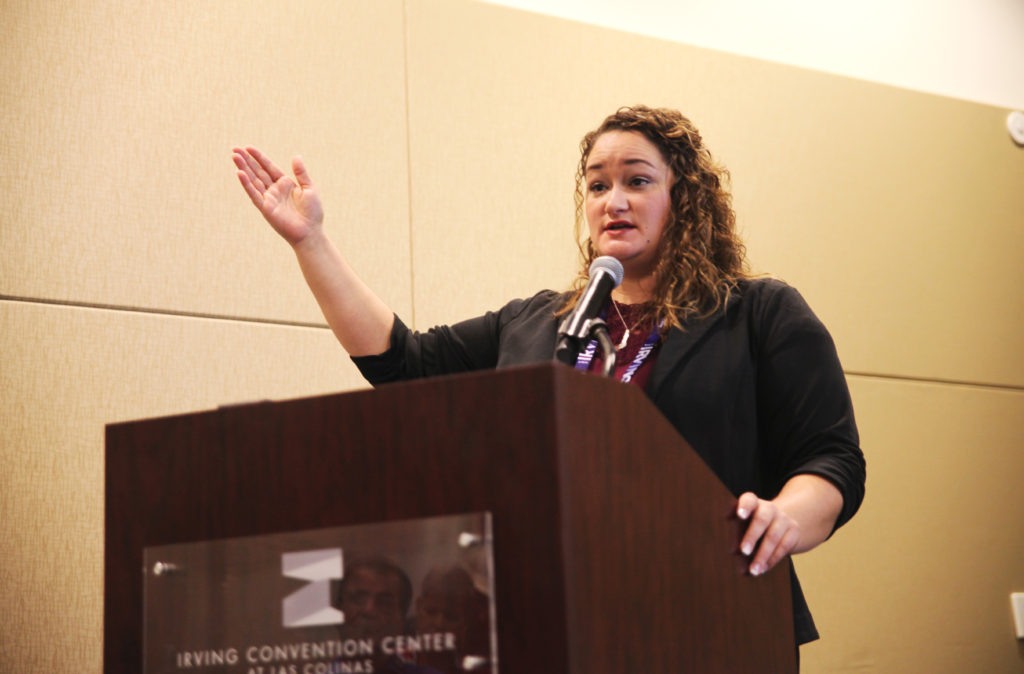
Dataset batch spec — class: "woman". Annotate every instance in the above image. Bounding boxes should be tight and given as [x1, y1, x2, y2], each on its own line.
[233, 105, 865, 648]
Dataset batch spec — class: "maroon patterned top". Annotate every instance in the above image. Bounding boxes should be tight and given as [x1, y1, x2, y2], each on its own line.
[588, 300, 661, 389]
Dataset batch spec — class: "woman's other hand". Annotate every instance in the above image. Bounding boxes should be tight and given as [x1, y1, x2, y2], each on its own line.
[233, 146, 323, 246]
[736, 474, 843, 576]
[736, 493, 800, 577]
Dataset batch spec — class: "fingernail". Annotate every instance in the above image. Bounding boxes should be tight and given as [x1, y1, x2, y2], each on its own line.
[737, 508, 749, 520]
[750, 564, 762, 577]
[741, 542, 753, 556]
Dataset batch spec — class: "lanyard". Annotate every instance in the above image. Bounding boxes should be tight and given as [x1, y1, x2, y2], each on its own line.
[574, 320, 662, 383]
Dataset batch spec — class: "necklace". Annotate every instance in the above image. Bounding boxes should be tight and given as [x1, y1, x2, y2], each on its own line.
[610, 300, 645, 350]
[575, 318, 664, 381]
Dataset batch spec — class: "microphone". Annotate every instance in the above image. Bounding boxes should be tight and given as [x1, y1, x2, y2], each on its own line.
[555, 256, 624, 366]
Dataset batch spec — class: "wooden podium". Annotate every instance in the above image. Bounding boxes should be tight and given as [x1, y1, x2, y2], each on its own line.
[105, 363, 795, 672]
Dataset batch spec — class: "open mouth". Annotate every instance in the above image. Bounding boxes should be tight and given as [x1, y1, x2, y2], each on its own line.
[605, 221, 635, 232]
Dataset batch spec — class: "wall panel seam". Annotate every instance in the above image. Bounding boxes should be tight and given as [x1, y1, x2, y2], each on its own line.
[401, 0, 417, 328]
[0, 295, 330, 330]
[5, 297, 1019, 392]
[845, 370, 1024, 394]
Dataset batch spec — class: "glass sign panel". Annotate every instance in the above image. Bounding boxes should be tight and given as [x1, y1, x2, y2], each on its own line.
[143, 513, 497, 674]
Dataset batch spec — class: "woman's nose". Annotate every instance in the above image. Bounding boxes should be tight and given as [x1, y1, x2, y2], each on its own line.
[605, 185, 628, 214]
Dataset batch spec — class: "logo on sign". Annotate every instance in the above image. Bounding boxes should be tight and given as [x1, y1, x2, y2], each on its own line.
[281, 548, 344, 628]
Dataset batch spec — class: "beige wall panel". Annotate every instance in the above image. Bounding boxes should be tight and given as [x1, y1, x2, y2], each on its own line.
[0, 300, 360, 671]
[405, 0, 1023, 388]
[0, 0, 411, 325]
[724, 67, 1024, 391]
[798, 376, 1024, 673]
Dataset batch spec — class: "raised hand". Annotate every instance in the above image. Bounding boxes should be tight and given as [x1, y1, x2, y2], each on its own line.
[232, 146, 323, 246]
[232, 144, 395, 355]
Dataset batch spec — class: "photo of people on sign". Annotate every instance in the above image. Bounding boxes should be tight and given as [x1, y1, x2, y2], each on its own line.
[143, 514, 496, 674]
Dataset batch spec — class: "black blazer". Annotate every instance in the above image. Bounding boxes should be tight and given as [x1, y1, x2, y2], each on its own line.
[353, 278, 866, 644]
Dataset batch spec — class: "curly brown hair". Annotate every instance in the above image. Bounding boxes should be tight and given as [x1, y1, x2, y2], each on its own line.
[562, 105, 749, 331]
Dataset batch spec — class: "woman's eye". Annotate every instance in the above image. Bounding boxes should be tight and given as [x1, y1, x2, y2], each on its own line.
[588, 182, 606, 193]
[630, 176, 651, 186]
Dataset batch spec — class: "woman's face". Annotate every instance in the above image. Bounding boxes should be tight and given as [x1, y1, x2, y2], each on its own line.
[584, 130, 673, 280]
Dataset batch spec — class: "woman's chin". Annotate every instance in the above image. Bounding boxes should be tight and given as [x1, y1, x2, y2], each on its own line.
[594, 241, 634, 261]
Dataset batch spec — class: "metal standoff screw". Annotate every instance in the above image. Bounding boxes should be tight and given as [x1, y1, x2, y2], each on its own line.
[152, 561, 181, 576]
[457, 532, 484, 548]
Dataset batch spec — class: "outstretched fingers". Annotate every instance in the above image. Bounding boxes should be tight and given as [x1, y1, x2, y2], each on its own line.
[233, 146, 303, 215]
[231, 146, 283, 193]
[245, 146, 286, 183]
[235, 169, 265, 209]
[232, 145, 324, 245]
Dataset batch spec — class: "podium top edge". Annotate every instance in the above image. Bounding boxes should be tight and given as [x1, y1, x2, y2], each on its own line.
[105, 362, 625, 431]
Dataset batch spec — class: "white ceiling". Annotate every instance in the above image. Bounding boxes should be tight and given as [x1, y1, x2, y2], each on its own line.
[482, 0, 1024, 111]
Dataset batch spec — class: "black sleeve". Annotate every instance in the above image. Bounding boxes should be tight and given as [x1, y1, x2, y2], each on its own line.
[350, 293, 558, 385]
[754, 282, 866, 532]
